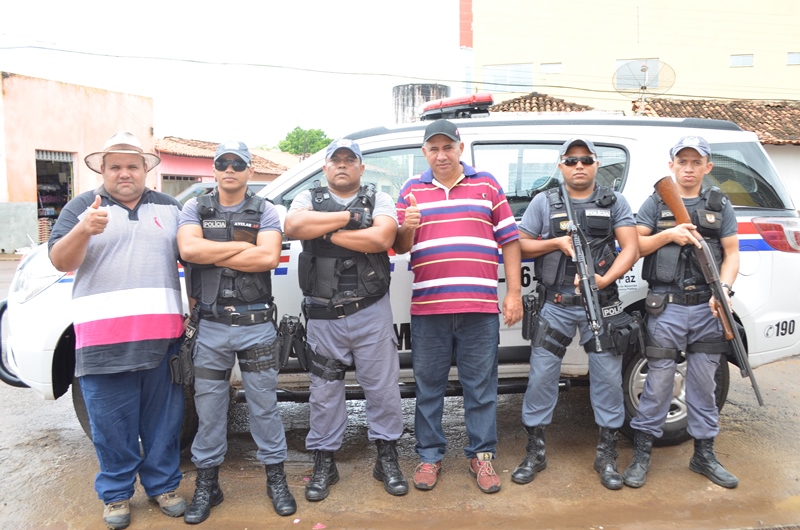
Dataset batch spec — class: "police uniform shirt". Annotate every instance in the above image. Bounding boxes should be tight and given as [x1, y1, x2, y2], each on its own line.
[288, 187, 398, 223]
[178, 195, 282, 235]
[636, 193, 737, 240]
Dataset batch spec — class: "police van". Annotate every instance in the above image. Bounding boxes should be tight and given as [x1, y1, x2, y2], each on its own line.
[3, 96, 800, 449]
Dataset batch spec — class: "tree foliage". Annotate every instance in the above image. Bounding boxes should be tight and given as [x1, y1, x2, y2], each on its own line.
[277, 127, 332, 155]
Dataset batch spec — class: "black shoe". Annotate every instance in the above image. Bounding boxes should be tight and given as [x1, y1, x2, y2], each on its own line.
[305, 450, 340, 502]
[623, 430, 654, 488]
[689, 438, 739, 489]
[184, 466, 224, 525]
[266, 463, 297, 516]
[511, 425, 547, 485]
[593, 427, 623, 490]
[373, 439, 409, 496]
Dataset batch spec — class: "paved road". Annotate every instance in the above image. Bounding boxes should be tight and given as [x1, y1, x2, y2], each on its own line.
[1, 256, 800, 529]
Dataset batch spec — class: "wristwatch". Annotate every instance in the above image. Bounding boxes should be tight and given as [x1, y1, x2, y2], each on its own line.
[720, 282, 735, 297]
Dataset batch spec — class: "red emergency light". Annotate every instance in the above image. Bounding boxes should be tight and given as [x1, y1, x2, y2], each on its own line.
[419, 93, 494, 121]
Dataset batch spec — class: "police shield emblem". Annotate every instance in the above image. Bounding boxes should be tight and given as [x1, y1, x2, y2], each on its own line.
[706, 213, 717, 224]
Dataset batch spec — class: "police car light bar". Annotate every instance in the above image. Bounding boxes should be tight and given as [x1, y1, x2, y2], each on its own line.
[419, 93, 494, 121]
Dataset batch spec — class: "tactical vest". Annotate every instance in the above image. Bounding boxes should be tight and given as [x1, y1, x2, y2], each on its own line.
[641, 187, 726, 288]
[187, 190, 273, 307]
[297, 183, 390, 304]
[534, 186, 620, 300]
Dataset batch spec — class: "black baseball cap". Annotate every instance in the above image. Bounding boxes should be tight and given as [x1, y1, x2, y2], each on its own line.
[423, 119, 461, 143]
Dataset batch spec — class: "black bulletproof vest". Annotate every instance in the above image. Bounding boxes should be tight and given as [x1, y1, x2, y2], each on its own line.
[187, 190, 273, 306]
[641, 187, 726, 288]
[534, 185, 620, 299]
[298, 184, 390, 303]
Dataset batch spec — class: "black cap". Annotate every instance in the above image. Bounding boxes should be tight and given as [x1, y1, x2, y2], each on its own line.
[423, 119, 461, 143]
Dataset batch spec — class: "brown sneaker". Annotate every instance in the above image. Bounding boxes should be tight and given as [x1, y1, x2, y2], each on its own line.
[412, 461, 441, 491]
[148, 489, 187, 517]
[103, 498, 131, 530]
[469, 453, 501, 493]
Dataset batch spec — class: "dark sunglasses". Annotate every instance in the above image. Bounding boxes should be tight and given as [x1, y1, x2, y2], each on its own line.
[214, 159, 249, 172]
[562, 156, 597, 166]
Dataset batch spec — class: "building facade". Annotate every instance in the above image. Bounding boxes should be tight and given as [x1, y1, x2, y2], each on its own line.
[0, 72, 155, 253]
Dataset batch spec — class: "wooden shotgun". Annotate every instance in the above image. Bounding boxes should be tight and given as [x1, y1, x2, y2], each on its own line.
[654, 176, 763, 406]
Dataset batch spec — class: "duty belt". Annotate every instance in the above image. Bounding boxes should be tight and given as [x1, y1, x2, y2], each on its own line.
[199, 304, 276, 326]
[303, 295, 382, 320]
[664, 290, 713, 306]
[546, 289, 611, 307]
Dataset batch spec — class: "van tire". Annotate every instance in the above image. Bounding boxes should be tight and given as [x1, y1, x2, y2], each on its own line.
[620, 353, 729, 447]
[71, 377, 198, 452]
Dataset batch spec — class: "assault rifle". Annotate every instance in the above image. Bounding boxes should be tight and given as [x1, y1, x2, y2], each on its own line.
[560, 182, 604, 352]
[654, 176, 764, 406]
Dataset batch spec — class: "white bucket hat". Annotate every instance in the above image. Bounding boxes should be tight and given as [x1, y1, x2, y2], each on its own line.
[84, 131, 161, 173]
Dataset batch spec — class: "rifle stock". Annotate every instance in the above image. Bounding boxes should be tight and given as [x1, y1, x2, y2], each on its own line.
[653, 176, 764, 406]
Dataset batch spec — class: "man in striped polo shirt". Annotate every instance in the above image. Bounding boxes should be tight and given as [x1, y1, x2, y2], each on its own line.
[49, 131, 186, 529]
[394, 119, 523, 494]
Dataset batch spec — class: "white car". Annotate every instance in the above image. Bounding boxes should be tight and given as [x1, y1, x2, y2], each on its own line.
[4, 105, 800, 449]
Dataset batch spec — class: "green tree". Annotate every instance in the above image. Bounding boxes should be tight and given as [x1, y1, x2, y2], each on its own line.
[277, 127, 332, 156]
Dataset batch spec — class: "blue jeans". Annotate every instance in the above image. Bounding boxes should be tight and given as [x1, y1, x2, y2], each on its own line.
[79, 343, 184, 503]
[411, 313, 500, 463]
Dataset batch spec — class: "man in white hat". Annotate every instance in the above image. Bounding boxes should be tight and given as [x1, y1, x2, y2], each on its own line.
[49, 131, 187, 529]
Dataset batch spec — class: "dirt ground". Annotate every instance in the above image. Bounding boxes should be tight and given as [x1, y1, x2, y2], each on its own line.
[2, 256, 800, 530]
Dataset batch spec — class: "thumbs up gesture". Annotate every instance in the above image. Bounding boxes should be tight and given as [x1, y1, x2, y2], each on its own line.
[81, 195, 109, 235]
[402, 193, 421, 231]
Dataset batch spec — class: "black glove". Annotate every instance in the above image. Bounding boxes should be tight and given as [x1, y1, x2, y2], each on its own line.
[346, 207, 373, 230]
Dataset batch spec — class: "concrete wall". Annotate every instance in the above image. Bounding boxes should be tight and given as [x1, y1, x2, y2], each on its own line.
[470, 0, 800, 113]
[0, 73, 154, 252]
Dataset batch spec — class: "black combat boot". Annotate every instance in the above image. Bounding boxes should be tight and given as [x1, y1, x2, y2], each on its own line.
[373, 439, 409, 496]
[266, 462, 297, 516]
[593, 427, 624, 490]
[511, 425, 547, 484]
[184, 466, 224, 524]
[623, 430, 654, 488]
[305, 450, 340, 501]
[689, 438, 739, 488]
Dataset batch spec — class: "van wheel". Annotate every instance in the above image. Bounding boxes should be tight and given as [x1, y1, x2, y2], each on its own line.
[71, 378, 198, 451]
[620, 354, 729, 447]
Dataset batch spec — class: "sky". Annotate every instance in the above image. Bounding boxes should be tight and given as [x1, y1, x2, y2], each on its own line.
[0, 0, 463, 148]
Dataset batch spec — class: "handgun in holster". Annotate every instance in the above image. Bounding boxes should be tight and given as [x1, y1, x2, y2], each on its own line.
[521, 286, 543, 341]
[170, 305, 200, 386]
[278, 314, 308, 371]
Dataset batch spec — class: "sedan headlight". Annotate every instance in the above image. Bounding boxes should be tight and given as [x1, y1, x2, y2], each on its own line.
[9, 245, 68, 304]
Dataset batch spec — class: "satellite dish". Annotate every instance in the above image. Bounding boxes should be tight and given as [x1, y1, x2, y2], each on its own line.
[612, 61, 676, 115]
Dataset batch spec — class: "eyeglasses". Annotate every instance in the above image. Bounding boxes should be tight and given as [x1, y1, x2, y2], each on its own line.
[214, 159, 249, 172]
[561, 156, 597, 166]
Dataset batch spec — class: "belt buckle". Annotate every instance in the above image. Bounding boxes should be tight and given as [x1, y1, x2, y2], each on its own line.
[686, 293, 698, 305]
[334, 304, 346, 319]
[229, 311, 241, 327]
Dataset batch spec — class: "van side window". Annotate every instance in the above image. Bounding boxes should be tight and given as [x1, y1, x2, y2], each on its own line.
[472, 143, 629, 219]
[278, 147, 428, 212]
[705, 143, 793, 209]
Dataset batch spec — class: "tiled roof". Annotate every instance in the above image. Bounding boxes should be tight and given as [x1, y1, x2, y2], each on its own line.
[633, 99, 800, 146]
[489, 92, 594, 113]
[155, 136, 288, 176]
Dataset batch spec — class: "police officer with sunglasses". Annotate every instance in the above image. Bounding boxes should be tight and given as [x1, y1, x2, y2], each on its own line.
[513, 138, 640, 490]
[177, 141, 296, 523]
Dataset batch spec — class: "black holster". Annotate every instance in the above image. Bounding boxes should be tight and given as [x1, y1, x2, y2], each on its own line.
[171, 305, 200, 386]
[278, 314, 307, 370]
[522, 285, 545, 341]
